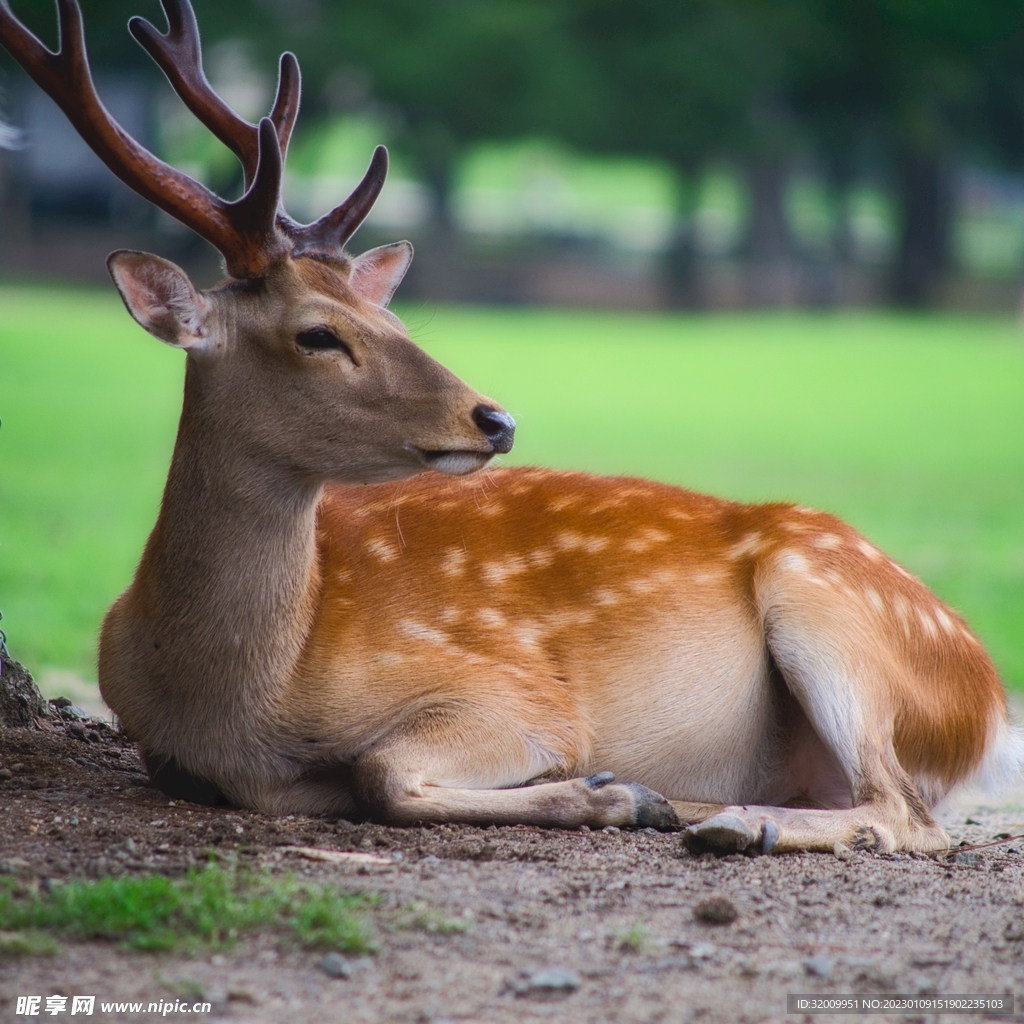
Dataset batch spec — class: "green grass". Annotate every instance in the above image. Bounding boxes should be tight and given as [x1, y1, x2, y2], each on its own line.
[0, 863, 372, 954]
[1, 284, 1022, 687]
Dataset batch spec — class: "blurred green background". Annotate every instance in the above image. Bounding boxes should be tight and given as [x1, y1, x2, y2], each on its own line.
[2, 285, 1022, 692]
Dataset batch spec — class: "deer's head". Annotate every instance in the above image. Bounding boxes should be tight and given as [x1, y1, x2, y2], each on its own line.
[0, 0, 514, 483]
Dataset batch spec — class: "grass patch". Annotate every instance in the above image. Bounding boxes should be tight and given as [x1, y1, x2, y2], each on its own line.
[0, 929, 60, 957]
[614, 922, 648, 952]
[397, 901, 472, 935]
[2, 287, 1022, 687]
[0, 863, 373, 954]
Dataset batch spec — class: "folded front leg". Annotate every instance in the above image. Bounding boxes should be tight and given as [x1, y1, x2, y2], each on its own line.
[352, 706, 679, 830]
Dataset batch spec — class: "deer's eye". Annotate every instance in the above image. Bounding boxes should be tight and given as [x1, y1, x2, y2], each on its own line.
[297, 329, 357, 363]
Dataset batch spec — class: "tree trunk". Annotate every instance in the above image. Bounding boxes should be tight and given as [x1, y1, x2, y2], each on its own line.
[744, 158, 793, 306]
[891, 151, 953, 307]
[659, 162, 699, 308]
[404, 124, 463, 302]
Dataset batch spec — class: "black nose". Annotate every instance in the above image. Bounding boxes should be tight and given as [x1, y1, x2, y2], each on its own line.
[472, 404, 516, 454]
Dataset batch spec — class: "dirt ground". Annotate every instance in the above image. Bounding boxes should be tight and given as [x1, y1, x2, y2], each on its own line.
[2, 706, 1024, 1024]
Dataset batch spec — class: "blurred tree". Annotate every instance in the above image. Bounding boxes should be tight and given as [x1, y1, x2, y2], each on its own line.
[8, 0, 1024, 306]
[787, 1, 1024, 305]
[559, 0, 813, 305]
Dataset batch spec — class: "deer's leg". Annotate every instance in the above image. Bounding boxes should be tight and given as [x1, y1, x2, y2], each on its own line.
[669, 801, 728, 823]
[352, 705, 679, 830]
[688, 599, 949, 855]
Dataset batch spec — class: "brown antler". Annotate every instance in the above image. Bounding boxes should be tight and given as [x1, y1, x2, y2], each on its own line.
[0, 0, 388, 277]
[128, 0, 299, 189]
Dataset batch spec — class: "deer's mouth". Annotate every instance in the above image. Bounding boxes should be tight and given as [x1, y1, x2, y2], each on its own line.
[415, 448, 494, 476]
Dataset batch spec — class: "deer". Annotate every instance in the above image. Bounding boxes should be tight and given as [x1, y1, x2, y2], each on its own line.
[2, 0, 1019, 856]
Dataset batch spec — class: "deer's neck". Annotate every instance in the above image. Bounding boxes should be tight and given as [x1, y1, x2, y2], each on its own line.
[110, 363, 323, 731]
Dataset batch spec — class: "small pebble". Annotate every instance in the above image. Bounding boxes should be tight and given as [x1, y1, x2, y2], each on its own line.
[693, 896, 738, 925]
[0, 769, 12, 781]
[318, 952, 351, 979]
[804, 956, 834, 978]
[953, 851, 980, 866]
[511, 967, 581, 999]
[602, 826, 620, 834]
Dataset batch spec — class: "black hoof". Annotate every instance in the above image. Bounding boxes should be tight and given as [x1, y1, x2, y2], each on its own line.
[685, 813, 756, 853]
[760, 820, 779, 854]
[624, 783, 681, 831]
[585, 771, 616, 790]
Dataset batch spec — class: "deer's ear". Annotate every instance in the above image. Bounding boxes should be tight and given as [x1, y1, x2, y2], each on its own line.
[107, 250, 211, 350]
[348, 241, 413, 307]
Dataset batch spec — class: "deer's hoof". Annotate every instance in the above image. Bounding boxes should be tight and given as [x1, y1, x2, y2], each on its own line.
[624, 783, 681, 831]
[685, 813, 757, 853]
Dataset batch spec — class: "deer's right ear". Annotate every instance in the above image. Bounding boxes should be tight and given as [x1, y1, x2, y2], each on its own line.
[107, 250, 212, 351]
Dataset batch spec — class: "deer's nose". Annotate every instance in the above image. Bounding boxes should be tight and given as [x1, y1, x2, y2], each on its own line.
[472, 405, 516, 454]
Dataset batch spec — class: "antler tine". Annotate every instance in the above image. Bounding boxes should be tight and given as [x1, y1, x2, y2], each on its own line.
[222, 117, 288, 266]
[129, 0, 300, 189]
[292, 145, 389, 257]
[269, 52, 301, 162]
[0, 0, 286, 278]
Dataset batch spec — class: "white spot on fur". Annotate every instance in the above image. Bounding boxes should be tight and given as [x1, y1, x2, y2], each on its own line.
[554, 531, 610, 554]
[376, 651, 405, 665]
[934, 607, 956, 634]
[864, 587, 884, 612]
[627, 577, 657, 595]
[477, 608, 506, 629]
[593, 588, 620, 606]
[666, 509, 692, 521]
[438, 607, 462, 625]
[794, 506, 816, 516]
[823, 569, 843, 585]
[365, 538, 398, 563]
[513, 622, 545, 650]
[398, 620, 448, 645]
[916, 607, 938, 638]
[693, 570, 726, 584]
[547, 495, 579, 512]
[856, 539, 881, 561]
[727, 532, 762, 560]
[592, 497, 628, 513]
[528, 548, 554, 569]
[891, 560, 914, 579]
[440, 548, 468, 577]
[479, 501, 505, 518]
[481, 556, 528, 585]
[624, 528, 671, 554]
[778, 550, 810, 574]
[813, 533, 842, 550]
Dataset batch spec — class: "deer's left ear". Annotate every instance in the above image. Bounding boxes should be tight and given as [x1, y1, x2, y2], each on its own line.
[348, 241, 413, 307]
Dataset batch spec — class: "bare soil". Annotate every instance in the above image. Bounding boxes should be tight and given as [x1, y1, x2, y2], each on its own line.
[2, 711, 1024, 1024]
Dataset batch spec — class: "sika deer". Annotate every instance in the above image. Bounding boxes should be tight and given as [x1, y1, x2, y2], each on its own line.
[2, 0, 1018, 854]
